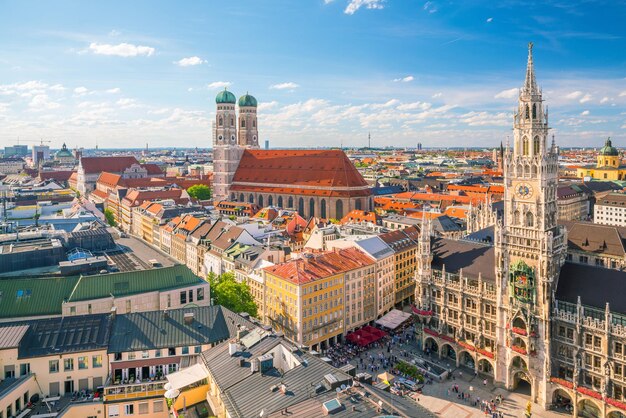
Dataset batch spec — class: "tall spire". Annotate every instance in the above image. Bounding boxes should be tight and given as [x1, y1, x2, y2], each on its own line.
[523, 42, 538, 94]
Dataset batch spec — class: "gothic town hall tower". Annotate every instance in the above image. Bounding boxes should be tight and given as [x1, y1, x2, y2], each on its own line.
[494, 42, 567, 407]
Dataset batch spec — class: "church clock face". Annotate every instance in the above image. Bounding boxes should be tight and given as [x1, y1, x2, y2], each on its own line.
[516, 183, 533, 199]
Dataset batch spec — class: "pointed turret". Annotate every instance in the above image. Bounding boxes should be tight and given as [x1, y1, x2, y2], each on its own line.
[523, 42, 538, 95]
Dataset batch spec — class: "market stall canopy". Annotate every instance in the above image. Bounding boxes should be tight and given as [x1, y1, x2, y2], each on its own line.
[375, 309, 412, 330]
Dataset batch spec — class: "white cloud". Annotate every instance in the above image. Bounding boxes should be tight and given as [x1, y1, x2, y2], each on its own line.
[581, 110, 590, 116]
[393, 76, 414, 83]
[423, 1, 437, 13]
[486, 17, 493, 23]
[619, 91, 626, 97]
[270, 82, 299, 90]
[106, 88, 121, 94]
[600, 96, 610, 104]
[116, 98, 139, 109]
[29, 94, 60, 111]
[397, 101, 431, 111]
[494, 88, 518, 99]
[74, 86, 89, 96]
[49, 84, 65, 92]
[175, 56, 206, 67]
[565, 91, 583, 100]
[0, 80, 48, 96]
[109, 29, 121, 36]
[324, 0, 334, 3]
[88, 42, 155, 57]
[258, 101, 278, 112]
[579, 94, 592, 104]
[345, 0, 385, 15]
[207, 81, 232, 90]
[432, 92, 442, 98]
[460, 111, 509, 127]
[0, 103, 9, 113]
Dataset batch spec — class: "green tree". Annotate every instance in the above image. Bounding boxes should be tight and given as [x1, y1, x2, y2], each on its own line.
[104, 208, 116, 227]
[208, 272, 258, 317]
[187, 184, 212, 200]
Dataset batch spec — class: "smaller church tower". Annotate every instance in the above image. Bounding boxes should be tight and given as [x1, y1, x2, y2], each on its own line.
[238, 93, 259, 148]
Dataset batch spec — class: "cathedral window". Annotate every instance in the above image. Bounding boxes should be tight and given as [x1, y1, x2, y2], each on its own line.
[533, 136, 540, 154]
[336, 200, 344, 219]
[298, 198, 305, 215]
[258, 195, 264, 207]
[321, 199, 327, 218]
[532, 104, 537, 119]
[525, 104, 530, 119]
[218, 117, 223, 126]
[252, 120, 256, 128]
[522, 137, 529, 155]
[230, 118, 234, 126]
[309, 198, 315, 217]
[514, 210, 521, 225]
[278, 196, 283, 208]
[241, 119, 245, 128]
[288, 197, 294, 208]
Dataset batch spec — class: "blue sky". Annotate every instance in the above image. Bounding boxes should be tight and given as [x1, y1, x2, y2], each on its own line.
[0, 0, 625, 149]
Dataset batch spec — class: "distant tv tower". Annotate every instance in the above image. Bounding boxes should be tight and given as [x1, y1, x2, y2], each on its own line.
[368, 132, 371, 149]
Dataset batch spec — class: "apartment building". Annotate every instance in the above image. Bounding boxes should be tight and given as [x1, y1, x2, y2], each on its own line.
[380, 225, 419, 307]
[595, 193, 626, 227]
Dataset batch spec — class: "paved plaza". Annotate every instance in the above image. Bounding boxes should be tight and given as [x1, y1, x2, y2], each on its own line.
[343, 338, 571, 418]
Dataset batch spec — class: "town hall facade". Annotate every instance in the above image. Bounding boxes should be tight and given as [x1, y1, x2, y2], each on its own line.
[415, 44, 626, 418]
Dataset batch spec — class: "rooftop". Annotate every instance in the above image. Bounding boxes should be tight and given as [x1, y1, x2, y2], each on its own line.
[108, 305, 254, 353]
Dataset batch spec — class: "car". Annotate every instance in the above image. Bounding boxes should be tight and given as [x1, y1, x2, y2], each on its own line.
[401, 379, 420, 391]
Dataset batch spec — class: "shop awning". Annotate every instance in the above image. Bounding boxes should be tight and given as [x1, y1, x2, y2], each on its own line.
[375, 309, 412, 330]
[166, 364, 208, 390]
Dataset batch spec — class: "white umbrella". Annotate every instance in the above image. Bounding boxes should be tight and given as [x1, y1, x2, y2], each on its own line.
[164, 383, 172, 391]
[164, 389, 180, 399]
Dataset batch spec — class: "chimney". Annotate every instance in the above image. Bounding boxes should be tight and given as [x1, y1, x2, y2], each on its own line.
[110, 306, 117, 319]
[184, 312, 194, 325]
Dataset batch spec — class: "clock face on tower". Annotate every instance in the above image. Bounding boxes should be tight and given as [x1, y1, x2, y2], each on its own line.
[516, 183, 533, 199]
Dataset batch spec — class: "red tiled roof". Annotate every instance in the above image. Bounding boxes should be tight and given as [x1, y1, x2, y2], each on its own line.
[38, 170, 75, 182]
[141, 163, 164, 175]
[97, 172, 122, 187]
[264, 247, 375, 285]
[121, 188, 188, 207]
[340, 210, 380, 225]
[91, 189, 109, 200]
[230, 149, 370, 198]
[80, 156, 139, 174]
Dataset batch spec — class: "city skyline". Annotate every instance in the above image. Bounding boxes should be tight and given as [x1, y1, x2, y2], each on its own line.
[1, 0, 625, 149]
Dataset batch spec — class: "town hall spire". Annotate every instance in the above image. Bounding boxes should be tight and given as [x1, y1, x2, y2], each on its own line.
[523, 42, 538, 95]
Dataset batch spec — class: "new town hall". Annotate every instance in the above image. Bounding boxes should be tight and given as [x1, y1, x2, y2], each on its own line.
[415, 44, 626, 417]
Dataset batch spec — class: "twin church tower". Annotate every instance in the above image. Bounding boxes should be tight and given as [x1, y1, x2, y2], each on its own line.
[212, 90, 260, 201]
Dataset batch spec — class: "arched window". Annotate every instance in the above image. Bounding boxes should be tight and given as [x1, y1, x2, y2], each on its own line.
[514, 210, 521, 225]
[522, 137, 529, 156]
[355, 199, 362, 211]
[248, 194, 254, 203]
[252, 120, 256, 128]
[278, 196, 283, 208]
[533, 136, 540, 155]
[258, 195, 264, 207]
[336, 200, 344, 219]
[230, 193, 235, 201]
[268, 195, 273, 207]
[288, 197, 293, 209]
[218, 117, 223, 126]
[298, 198, 305, 215]
[525, 104, 530, 119]
[241, 119, 246, 128]
[321, 199, 327, 219]
[526, 211, 534, 227]
[532, 104, 537, 119]
[230, 118, 234, 127]
[239, 193, 244, 202]
[309, 198, 315, 217]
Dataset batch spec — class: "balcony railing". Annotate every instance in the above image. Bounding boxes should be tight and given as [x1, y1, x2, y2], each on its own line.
[103, 379, 166, 402]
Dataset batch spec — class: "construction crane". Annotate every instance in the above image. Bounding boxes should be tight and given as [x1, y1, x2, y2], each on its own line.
[15, 139, 52, 145]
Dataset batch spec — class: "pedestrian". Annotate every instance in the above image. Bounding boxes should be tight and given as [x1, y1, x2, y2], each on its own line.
[483, 379, 487, 386]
